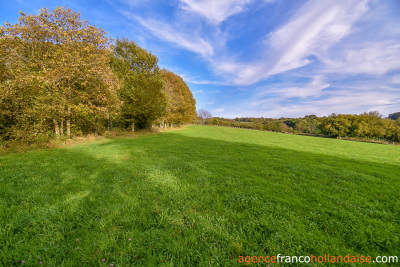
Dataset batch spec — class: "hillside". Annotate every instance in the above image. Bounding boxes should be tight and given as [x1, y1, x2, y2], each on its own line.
[0, 125, 399, 265]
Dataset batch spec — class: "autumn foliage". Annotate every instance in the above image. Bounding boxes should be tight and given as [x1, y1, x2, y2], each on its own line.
[159, 69, 197, 127]
[0, 7, 197, 145]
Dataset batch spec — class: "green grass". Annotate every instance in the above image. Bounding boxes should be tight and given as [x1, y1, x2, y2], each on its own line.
[0, 125, 399, 266]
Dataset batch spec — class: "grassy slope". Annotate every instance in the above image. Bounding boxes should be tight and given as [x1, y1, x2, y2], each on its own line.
[0, 125, 399, 266]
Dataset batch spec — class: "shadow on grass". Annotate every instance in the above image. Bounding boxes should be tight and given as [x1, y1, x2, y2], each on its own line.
[0, 132, 399, 266]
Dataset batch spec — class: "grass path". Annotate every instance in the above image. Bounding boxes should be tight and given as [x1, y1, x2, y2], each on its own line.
[0, 125, 399, 266]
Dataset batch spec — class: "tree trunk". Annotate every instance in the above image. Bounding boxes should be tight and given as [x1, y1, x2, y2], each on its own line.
[53, 118, 60, 136]
[131, 123, 135, 132]
[108, 116, 113, 131]
[60, 118, 64, 135]
[66, 105, 71, 138]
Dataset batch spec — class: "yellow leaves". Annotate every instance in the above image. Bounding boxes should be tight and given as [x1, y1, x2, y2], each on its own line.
[1, 6, 122, 138]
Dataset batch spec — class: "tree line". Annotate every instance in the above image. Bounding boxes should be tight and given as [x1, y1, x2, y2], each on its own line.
[0, 7, 196, 145]
[201, 111, 400, 143]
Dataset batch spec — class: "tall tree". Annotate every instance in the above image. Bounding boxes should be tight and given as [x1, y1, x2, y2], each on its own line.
[111, 38, 166, 130]
[159, 69, 196, 127]
[0, 7, 120, 141]
[366, 111, 386, 139]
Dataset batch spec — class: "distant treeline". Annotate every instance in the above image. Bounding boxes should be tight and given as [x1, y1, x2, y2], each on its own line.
[200, 111, 400, 143]
[0, 7, 196, 145]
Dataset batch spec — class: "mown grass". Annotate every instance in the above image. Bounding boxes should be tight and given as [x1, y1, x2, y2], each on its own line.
[0, 125, 399, 266]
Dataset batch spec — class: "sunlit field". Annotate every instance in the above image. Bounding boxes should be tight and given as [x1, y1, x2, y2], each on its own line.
[1, 125, 399, 266]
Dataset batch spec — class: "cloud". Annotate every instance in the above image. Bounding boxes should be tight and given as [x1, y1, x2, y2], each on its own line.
[184, 78, 219, 85]
[214, 108, 225, 113]
[267, 0, 368, 73]
[321, 43, 400, 75]
[211, 0, 369, 86]
[246, 77, 400, 118]
[122, 12, 214, 57]
[176, 72, 220, 85]
[309, 91, 398, 116]
[121, 0, 152, 7]
[257, 76, 330, 99]
[247, 91, 398, 118]
[390, 75, 400, 84]
[179, 0, 253, 24]
[117, 0, 400, 118]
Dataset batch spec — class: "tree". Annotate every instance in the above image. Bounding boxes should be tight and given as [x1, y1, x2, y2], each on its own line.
[159, 69, 196, 127]
[0, 7, 120, 142]
[198, 108, 212, 119]
[366, 111, 386, 138]
[350, 114, 370, 137]
[388, 112, 400, 121]
[319, 114, 351, 137]
[394, 118, 400, 142]
[110, 38, 166, 131]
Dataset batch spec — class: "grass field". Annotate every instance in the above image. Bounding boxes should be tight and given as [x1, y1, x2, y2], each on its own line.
[0, 125, 399, 266]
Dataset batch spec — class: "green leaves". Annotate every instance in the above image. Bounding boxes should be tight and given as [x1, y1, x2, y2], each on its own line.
[160, 69, 197, 126]
[0, 6, 120, 142]
[111, 38, 166, 130]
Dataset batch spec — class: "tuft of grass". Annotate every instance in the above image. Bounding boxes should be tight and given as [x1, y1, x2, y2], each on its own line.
[0, 125, 399, 266]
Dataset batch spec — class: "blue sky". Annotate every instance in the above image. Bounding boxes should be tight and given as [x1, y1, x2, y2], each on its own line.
[2, 0, 400, 118]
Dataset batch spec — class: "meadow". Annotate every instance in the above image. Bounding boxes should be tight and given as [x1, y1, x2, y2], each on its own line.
[0, 125, 399, 266]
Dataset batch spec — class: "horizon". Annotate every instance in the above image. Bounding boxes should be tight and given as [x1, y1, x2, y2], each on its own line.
[1, 0, 400, 118]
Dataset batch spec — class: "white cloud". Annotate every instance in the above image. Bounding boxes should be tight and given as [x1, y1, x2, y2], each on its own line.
[247, 82, 400, 118]
[185, 78, 219, 85]
[177, 72, 220, 85]
[390, 75, 400, 84]
[249, 93, 397, 118]
[122, 0, 152, 7]
[118, 0, 400, 118]
[211, 0, 369, 86]
[210, 60, 268, 86]
[179, 0, 253, 24]
[122, 12, 214, 57]
[321, 43, 400, 75]
[266, 0, 368, 75]
[258, 76, 330, 99]
[213, 83, 400, 118]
